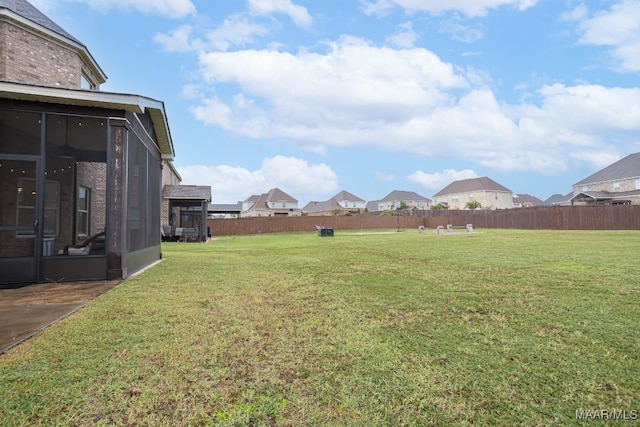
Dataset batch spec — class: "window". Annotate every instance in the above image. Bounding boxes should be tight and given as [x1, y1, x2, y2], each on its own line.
[636, 179, 640, 190]
[80, 74, 94, 90]
[17, 178, 59, 236]
[452, 196, 459, 202]
[77, 186, 90, 236]
[469, 194, 474, 200]
[613, 182, 620, 192]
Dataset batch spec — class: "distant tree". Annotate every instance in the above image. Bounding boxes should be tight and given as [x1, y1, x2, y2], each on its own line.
[465, 200, 482, 210]
[430, 204, 444, 211]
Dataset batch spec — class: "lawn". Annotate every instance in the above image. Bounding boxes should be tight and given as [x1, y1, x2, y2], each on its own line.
[1, 229, 639, 426]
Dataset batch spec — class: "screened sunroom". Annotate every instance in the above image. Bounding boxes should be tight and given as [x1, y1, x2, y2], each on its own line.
[0, 82, 174, 286]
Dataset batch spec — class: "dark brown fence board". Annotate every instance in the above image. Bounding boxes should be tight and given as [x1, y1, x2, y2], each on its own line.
[208, 205, 640, 236]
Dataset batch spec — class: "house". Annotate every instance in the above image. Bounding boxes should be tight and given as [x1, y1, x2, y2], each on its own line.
[0, 0, 177, 285]
[162, 185, 211, 242]
[241, 188, 301, 217]
[208, 203, 242, 219]
[432, 177, 513, 210]
[545, 193, 572, 206]
[571, 152, 640, 205]
[303, 190, 367, 216]
[367, 190, 431, 212]
[513, 194, 544, 208]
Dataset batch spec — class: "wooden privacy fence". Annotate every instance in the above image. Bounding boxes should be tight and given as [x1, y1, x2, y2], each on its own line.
[208, 205, 640, 236]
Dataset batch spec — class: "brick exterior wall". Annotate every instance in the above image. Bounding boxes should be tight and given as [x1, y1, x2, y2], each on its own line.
[76, 162, 107, 238]
[0, 21, 101, 89]
[435, 190, 513, 210]
[573, 178, 640, 195]
[572, 178, 640, 205]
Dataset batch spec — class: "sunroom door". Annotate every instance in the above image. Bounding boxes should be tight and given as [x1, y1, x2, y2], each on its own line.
[0, 157, 43, 285]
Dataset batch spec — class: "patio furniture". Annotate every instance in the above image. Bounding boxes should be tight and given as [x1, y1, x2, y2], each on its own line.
[315, 225, 334, 237]
[58, 231, 106, 255]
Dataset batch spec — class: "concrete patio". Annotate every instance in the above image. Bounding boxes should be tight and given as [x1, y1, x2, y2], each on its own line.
[0, 280, 121, 353]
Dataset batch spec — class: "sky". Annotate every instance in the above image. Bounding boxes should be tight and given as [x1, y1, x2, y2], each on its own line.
[33, 0, 640, 206]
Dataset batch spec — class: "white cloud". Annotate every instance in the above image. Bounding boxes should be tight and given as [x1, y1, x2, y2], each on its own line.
[194, 36, 467, 141]
[360, 0, 538, 17]
[205, 14, 270, 51]
[407, 169, 478, 192]
[386, 22, 419, 48]
[154, 16, 271, 53]
[248, 0, 313, 28]
[154, 25, 200, 53]
[375, 171, 396, 181]
[574, 0, 640, 72]
[439, 15, 485, 43]
[67, 0, 195, 17]
[185, 33, 640, 177]
[177, 156, 338, 204]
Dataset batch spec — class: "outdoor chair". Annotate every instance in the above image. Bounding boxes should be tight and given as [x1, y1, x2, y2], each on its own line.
[58, 231, 106, 255]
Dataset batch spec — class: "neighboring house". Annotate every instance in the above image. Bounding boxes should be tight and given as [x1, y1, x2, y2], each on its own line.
[545, 193, 572, 206]
[513, 194, 545, 208]
[372, 190, 431, 212]
[0, 0, 177, 285]
[432, 177, 514, 210]
[208, 203, 242, 219]
[303, 190, 367, 216]
[162, 185, 212, 242]
[571, 152, 640, 205]
[241, 188, 301, 217]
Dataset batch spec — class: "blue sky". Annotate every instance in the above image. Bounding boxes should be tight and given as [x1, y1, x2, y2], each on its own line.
[34, 0, 640, 206]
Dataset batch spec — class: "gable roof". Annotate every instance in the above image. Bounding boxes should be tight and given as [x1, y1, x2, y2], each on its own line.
[380, 190, 431, 202]
[433, 176, 512, 197]
[0, 0, 107, 84]
[302, 200, 334, 212]
[544, 192, 572, 205]
[331, 190, 365, 202]
[163, 185, 211, 201]
[303, 190, 365, 213]
[266, 187, 297, 203]
[574, 152, 640, 186]
[513, 194, 545, 206]
[242, 188, 297, 211]
[1, 0, 78, 42]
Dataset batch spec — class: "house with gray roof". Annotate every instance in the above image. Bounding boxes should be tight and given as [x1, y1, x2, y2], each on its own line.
[571, 152, 640, 205]
[513, 193, 545, 208]
[432, 177, 514, 210]
[367, 190, 431, 212]
[1, 0, 179, 284]
[241, 188, 301, 217]
[303, 190, 367, 216]
[544, 193, 572, 206]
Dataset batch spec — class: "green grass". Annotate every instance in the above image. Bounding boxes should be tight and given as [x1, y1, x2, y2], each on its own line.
[1, 229, 639, 426]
